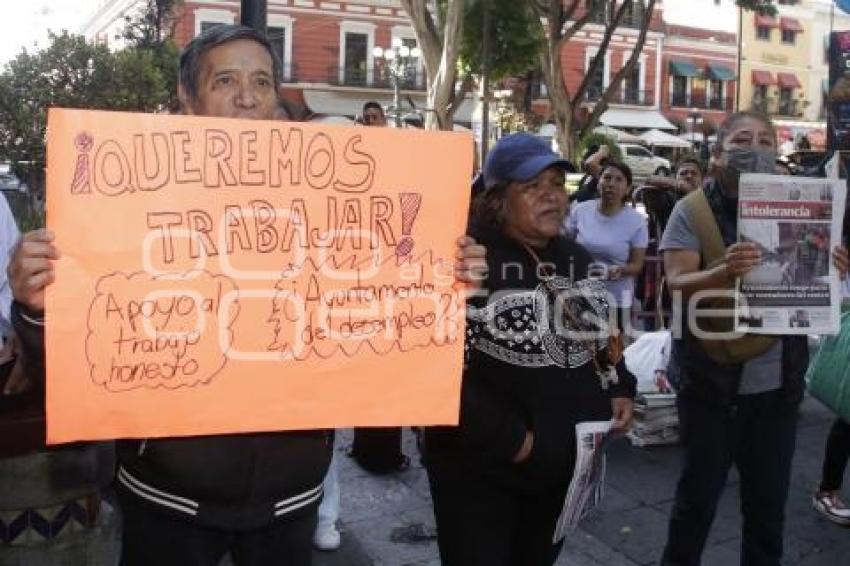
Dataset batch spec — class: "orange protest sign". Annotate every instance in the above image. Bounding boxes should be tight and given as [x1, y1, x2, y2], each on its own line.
[45, 109, 471, 444]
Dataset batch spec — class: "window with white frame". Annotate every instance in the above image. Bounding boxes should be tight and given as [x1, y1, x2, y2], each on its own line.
[344, 33, 368, 85]
[708, 79, 724, 110]
[671, 76, 689, 106]
[585, 48, 609, 101]
[622, 52, 647, 104]
[781, 29, 796, 45]
[339, 22, 375, 87]
[624, 63, 642, 103]
[267, 15, 294, 81]
[194, 8, 235, 37]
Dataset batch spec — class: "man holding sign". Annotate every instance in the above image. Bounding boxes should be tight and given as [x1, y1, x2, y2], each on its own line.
[9, 24, 485, 566]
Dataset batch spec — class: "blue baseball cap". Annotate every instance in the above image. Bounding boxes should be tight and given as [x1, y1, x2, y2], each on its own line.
[482, 133, 575, 189]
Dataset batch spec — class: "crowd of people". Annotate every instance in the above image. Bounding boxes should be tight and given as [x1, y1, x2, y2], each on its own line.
[1, 22, 850, 566]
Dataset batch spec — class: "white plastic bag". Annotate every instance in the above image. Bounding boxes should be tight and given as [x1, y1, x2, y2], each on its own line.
[624, 331, 672, 393]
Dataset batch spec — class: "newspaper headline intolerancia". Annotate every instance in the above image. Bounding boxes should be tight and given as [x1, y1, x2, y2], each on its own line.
[736, 173, 846, 336]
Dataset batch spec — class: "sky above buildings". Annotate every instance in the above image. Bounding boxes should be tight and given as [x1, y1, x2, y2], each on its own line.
[2, 0, 849, 67]
[0, 0, 88, 65]
[661, 0, 738, 33]
[0, 0, 745, 68]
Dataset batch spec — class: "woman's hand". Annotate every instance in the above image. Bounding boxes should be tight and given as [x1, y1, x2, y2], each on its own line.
[724, 242, 761, 280]
[7, 229, 60, 314]
[833, 246, 849, 280]
[607, 265, 623, 281]
[454, 236, 487, 288]
[610, 397, 634, 434]
[512, 431, 534, 463]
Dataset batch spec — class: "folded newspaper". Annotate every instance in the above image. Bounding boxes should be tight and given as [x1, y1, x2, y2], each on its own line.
[552, 420, 612, 543]
[736, 173, 846, 335]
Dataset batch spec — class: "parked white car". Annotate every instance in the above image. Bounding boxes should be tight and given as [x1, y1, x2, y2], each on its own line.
[0, 162, 27, 192]
[620, 143, 671, 179]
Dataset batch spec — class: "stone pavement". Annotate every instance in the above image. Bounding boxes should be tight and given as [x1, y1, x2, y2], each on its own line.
[313, 396, 850, 566]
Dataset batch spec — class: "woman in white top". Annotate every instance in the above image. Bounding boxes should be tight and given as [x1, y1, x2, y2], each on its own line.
[565, 161, 648, 333]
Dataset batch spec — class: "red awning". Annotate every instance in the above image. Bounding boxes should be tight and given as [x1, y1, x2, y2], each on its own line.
[755, 14, 778, 28]
[780, 17, 803, 33]
[777, 72, 802, 89]
[752, 70, 776, 86]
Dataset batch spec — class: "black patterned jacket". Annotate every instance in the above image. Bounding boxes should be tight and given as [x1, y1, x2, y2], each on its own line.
[426, 230, 635, 491]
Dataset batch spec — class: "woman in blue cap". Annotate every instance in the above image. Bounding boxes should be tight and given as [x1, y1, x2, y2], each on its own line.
[423, 133, 636, 566]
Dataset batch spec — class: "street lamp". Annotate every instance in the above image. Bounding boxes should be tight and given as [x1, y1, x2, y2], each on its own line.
[688, 111, 703, 152]
[373, 38, 422, 127]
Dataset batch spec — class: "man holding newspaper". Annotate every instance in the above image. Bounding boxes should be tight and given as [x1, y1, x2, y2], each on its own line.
[659, 111, 849, 566]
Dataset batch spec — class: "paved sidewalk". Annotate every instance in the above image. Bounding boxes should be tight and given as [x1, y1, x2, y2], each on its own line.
[315, 396, 850, 566]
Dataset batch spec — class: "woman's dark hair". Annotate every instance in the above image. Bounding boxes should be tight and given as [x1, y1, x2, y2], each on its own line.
[469, 182, 510, 232]
[601, 160, 633, 188]
[180, 25, 281, 104]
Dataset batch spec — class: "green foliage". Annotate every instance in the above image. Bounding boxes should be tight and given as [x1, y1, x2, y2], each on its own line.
[0, 32, 116, 189]
[111, 43, 179, 110]
[120, 0, 182, 49]
[576, 133, 623, 165]
[120, 0, 182, 108]
[736, 0, 777, 17]
[459, 0, 543, 81]
[0, 25, 178, 194]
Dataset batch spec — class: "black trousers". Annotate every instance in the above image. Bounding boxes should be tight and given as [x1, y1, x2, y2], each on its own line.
[118, 494, 316, 566]
[426, 454, 565, 566]
[661, 390, 797, 566]
[350, 427, 406, 474]
[820, 418, 850, 492]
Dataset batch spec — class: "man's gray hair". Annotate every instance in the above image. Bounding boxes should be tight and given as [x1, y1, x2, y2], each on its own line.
[179, 24, 282, 103]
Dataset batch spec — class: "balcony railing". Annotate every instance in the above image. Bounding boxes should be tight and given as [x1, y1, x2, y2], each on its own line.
[327, 66, 426, 91]
[670, 92, 733, 112]
[706, 97, 733, 112]
[777, 100, 799, 117]
[585, 87, 654, 106]
[751, 97, 800, 117]
[751, 97, 771, 114]
[670, 92, 689, 107]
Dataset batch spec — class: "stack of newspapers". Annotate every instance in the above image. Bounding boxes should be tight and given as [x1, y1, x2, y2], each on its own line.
[627, 393, 679, 447]
[623, 331, 680, 447]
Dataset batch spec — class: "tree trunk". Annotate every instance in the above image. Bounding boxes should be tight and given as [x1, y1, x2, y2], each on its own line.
[533, 0, 587, 160]
[535, 0, 657, 158]
[579, 0, 657, 140]
[538, 19, 574, 159]
[400, 0, 465, 130]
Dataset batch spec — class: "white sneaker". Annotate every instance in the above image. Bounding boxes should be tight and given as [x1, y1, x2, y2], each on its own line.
[313, 522, 341, 551]
[813, 492, 850, 527]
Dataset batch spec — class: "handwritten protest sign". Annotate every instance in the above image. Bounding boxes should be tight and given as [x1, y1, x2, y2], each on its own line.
[45, 109, 471, 443]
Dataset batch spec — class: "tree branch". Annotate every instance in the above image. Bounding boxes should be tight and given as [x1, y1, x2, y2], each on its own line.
[572, 0, 631, 107]
[399, 0, 442, 79]
[580, 0, 658, 139]
[448, 72, 475, 115]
